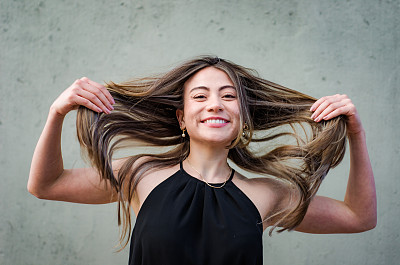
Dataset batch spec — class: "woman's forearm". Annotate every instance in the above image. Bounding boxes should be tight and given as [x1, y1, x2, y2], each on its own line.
[27, 107, 66, 197]
[344, 130, 377, 230]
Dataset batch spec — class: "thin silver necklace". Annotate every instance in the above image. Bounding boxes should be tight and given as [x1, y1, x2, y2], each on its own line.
[186, 159, 232, 189]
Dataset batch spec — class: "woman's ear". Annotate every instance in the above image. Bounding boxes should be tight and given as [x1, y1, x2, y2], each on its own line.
[176, 109, 185, 128]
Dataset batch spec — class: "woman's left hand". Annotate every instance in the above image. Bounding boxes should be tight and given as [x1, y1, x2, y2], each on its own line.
[310, 94, 364, 135]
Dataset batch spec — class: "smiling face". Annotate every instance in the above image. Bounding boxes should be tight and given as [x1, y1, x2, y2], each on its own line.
[176, 67, 241, 147]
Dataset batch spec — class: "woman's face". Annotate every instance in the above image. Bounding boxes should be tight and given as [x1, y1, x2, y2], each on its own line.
[177, 66, 240, 147]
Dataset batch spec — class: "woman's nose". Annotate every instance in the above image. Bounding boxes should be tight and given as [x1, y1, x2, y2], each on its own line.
[207, 96, 224, 112]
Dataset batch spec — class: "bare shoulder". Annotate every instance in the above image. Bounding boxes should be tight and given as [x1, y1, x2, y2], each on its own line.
[232, 171, 286, 222]
[131, 160, 180, 216]
[233, 171, 284, 198]
[136, 162, 180, 191]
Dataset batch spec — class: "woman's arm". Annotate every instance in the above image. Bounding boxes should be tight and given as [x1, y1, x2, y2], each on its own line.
[295, 94, 377, 233]
[28, 77, 117, 204]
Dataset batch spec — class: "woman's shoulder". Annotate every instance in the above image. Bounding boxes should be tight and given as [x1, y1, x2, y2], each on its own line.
[131, 160, 180, 216]
[233, 171, 285, 194]
[232, 171, 288, 222]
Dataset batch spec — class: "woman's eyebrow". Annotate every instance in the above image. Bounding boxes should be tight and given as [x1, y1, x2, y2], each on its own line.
[189, 85, 236, 93]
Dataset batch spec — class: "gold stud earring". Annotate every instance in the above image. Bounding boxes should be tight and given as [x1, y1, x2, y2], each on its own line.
[181, 128, 186, 138]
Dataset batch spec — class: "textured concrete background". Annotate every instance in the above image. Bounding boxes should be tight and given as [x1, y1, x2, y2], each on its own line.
[1, 0, 399, 264]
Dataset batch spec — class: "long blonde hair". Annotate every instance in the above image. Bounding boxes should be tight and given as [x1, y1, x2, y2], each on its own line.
[76, 56, 347, 248]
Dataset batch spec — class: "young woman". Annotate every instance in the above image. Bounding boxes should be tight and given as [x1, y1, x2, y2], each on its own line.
[28, 56, 376, 265]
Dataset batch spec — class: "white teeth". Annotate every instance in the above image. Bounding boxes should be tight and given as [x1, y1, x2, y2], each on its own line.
[204, 119, 227, 124]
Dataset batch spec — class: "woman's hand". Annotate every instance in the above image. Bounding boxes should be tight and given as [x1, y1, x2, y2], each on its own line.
[310, 94, 364, 135]
[51, 77, 115, 117]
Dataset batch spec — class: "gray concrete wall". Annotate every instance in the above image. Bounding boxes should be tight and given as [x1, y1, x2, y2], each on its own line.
[1, 0, 398, 264]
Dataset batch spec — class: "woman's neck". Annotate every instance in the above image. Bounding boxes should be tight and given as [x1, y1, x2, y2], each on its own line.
[184, 140, 231, 183]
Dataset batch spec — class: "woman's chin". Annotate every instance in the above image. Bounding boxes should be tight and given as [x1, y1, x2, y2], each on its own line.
[190, 136, 235, 147]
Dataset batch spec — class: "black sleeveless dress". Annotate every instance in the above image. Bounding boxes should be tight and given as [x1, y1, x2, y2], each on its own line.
[129, 162, 263, 265]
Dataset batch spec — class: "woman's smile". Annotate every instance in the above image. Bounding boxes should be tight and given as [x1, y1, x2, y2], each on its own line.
[201, 117, 230, 127]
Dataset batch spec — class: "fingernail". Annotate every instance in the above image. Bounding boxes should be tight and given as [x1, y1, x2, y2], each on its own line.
[311, 113, 315, 119]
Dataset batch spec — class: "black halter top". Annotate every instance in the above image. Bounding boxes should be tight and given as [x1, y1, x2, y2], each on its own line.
[129, 162, 263, 265]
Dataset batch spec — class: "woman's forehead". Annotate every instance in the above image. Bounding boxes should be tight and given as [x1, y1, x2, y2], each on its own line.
[183, 67, 234, 92]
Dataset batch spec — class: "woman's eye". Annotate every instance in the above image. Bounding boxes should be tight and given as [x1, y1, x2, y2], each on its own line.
[193, 95, 206, 99]
[223, 94, 236, 99]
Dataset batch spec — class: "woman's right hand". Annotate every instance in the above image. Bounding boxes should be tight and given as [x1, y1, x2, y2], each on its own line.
[51, 77, 115, 116]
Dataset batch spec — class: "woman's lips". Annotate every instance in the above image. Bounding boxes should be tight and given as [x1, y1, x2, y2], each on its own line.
[201, 118, 229, 127]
